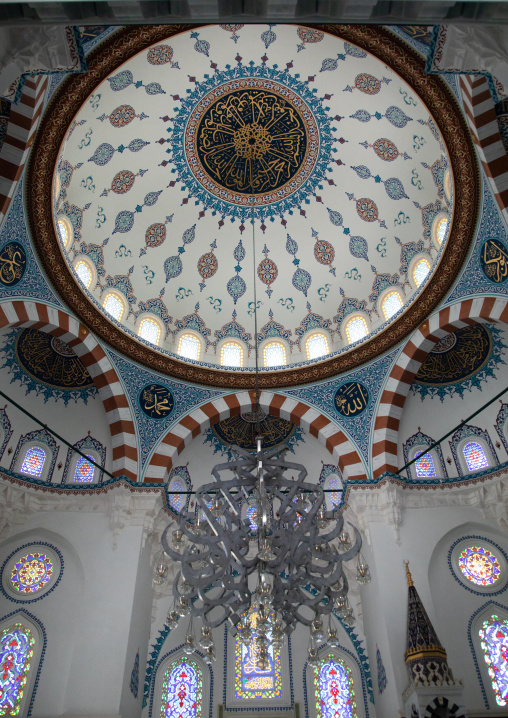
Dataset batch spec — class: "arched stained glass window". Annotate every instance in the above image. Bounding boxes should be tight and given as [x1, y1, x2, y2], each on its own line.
[459, 546, 501, 586]
[235, 606, 282, 699]
[73, 454, 95, 483]
[104, 293, 124, 321]
[382, 291, 403, 320]
[246, 503, 258, 532]
[414, 450, 437, 478]
[306, 334, 329, 361]
[169, 479, 185, 513]
[479, 614, 508, 706]
[264, 342, 286, 368]
[139, 318, 161, 346]
[75, 260, 92, 289]
[345, 317, 368, 344]
[314, 654, 357, 718]
[463, 441, 489, 472]
[178, 334, 200, 361]
[221, 342, 243, 367]
[413, 259, 431, 287]
[326, 476, 341, 509]
[0, 623, 35, 715]
[20, 447, 46, 477]
[161, 657, 203, 718]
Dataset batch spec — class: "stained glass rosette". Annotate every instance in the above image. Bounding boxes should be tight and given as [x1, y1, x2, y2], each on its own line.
[314, 655, 357, 718]
[161, 657, 202, 718]
[235, 608, 282, 699]
[0, 623, 34, 715]
[10, 552, 53, 594]
[480, 615, 508, 706]
[459, 546, 501, 587]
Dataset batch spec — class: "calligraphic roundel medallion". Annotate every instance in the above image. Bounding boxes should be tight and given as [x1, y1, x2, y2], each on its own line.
[334, 381, 369, 417]
[139, 383, 174, 419]
[185, 82, 318, 207]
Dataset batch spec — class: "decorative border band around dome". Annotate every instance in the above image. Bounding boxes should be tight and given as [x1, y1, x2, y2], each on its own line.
[26, 24, 479, 389]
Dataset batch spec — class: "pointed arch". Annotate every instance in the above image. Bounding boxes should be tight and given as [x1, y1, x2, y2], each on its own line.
[468, 600, 508, 709]
[304, 646, 369, 718]
[144, 391, 366, 483]
[148, 645, 212, 718]
[0, 299, 137, 480]
[372, 297, 508, 478]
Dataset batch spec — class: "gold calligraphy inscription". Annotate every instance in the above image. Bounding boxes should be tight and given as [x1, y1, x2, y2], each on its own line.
[334, 381, 369, 417]
[139, 383, 174, 419]
[481, 238, 508, 283]
[213, 414, 295, 450]
[415, 324, 491, 385]
[0, 242, 26, 286]
[15, 328, 94, 390]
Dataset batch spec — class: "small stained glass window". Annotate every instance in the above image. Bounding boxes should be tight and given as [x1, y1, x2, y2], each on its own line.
[20, 447, 46, 477]
[414, 450, 437, 478]
[463, 441, 489, 472]
[139, 318, 161, 346]
[73, 454, 95, 483]
[10, 552, 53, 593]
[314, 654, 357, 718]
[161, 657, 202, 718]
[178, 334, 200, 361]
[169, 479, 185, 513]
[57, 219, 70, 248]
[382, 291, 403, 320]
[246, 503, 258, 532]
[345, 316, 368, 344]
[479, 614, 508, 706]
[0, 623, 35, 714]
[413, 259, 431, 287]
[326, 476, 341, 509]
[221, 342, 243, 367]
[104, 293, 124, 321]
[264, 342, 286, 368]
[306, 333, 329, 360]
[235, 606, 282, 699]
[459, 546, 501, 586]
[436, 217, 448, 244]
[75, 260, 92, 289]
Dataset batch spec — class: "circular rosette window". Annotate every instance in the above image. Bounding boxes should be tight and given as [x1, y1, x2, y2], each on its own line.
[449, 536, 508, 595]
[1, 542, 63, 603]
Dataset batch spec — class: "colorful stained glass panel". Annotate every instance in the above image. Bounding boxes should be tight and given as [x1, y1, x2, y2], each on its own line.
[314, 655, 357, 718]
[459, 546, 501, 586]
[235, 607, 282, 699]
[326, 476, 341, 509]
[169, 479, 185, 512]
[20, 447, 46, 477]
[0, 623, 34, 715]
[161, 657, 202, 718]
[246, 504, 258, 531]
[73, 454, 95, 482]
[414, 450, 437, 478]
[10, 552, 53, 594]
[463, 441, 489, 472]
[480, 614, 508, 706]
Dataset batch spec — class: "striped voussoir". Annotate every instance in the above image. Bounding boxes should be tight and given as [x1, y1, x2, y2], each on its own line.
[143, 391, 366, 484]
[460, 74, 508, 226]
[372, 296, 508, 479]
[0, 75, 48, 228]
[0, 300, 138, 480]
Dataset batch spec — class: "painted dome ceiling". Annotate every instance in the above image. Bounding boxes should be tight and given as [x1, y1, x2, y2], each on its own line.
[43, 24, 467, 384]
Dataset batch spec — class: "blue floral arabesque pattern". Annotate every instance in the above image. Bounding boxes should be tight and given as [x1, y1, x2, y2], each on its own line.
[167, 61, 337, 225]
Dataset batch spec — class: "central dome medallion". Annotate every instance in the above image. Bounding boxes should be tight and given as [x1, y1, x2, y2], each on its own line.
[29, 24, 478, 387]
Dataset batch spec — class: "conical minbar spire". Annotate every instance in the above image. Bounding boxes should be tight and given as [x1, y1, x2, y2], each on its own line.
[404, 561, 454, 686]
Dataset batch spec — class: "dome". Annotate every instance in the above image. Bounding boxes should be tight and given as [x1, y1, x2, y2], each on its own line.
[29, 24, 475, 388]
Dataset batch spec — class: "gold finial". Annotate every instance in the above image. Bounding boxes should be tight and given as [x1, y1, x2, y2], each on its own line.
[404, 560, 414, 587]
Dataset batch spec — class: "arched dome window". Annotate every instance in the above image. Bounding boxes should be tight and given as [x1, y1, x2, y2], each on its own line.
[161, 656, 203, 718]
[75, 259, 93, 289]
[432, 214, 449, 248]
[463, 441, 490, 472]
[73, 455, 95, 482]
[314, 653, 358, 718]
[264, 341, 287, 368]
[306, 333, 329, 361]
[138, 317, 161, 346]
[178, 333, 201, 361]
[345, 316, 368, 345]
[381, 291, 403, 321]
[479, 614, 508, 706]
[413, 258, 431, 288]
[413, 449, 437, 478]
[444, 169, 452, 203]
[20, 446, 47, 478]
[103, 292, 125, 321]
[220, 341, 244, 368]
[57, 217, 72, 249]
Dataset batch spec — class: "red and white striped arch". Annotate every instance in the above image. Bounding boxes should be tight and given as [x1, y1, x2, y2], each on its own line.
[0, 75, 48, 228]
[0, 299, 138, 480]
[144, 391, 366, 483]
[460, 75, 508, 227]
[372, 296, 508, 478]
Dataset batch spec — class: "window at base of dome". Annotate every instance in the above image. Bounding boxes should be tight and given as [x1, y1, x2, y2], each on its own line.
[436, 217, 448, 244]
[264, 342, 286, 368]
[221, 341, 243, 367]
[382, 291, 403, 320]
[103, 293, 124, 321]
[463, 441, 489, 472]
[413, 258, 431, 287]
[345, 317, 368, 344]
[20, 447, 46, 477]
[139, 318, 161, 345]
[414, 450, 436, 478]
[75, 260, 92, 289]
[73, 455, 95, 482]
[178, 334, 201, 361]
[306, 333, 329, 360]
